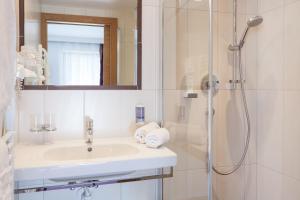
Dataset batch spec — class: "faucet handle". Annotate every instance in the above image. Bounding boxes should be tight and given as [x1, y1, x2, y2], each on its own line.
[85, 116, 93, 130]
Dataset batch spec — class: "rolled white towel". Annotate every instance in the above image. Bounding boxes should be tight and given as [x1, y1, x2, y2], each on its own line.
[134, 122, 160, 144]
[145, 128, 170, 148]
[24, 68, 37, 78]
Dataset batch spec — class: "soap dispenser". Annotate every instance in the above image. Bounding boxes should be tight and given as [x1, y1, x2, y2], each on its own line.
[135, 104, 145, 126]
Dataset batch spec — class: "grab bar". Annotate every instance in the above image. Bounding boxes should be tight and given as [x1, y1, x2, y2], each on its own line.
[15, 167, 174, 194]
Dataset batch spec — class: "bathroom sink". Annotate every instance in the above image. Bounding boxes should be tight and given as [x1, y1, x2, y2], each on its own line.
[44, 144, 139, 161]
[14, 137, 177, 181]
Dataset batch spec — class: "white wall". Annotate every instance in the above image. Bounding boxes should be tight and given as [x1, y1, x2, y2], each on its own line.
[256, 0, 300, 200]
[16, 0, 162, 199]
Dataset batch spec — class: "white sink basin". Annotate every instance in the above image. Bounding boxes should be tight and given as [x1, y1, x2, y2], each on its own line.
[14, 137, 177, 181]
[44, 144, 139, 161]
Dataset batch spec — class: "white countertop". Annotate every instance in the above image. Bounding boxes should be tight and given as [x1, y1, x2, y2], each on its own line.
[14, 137, 177, 181]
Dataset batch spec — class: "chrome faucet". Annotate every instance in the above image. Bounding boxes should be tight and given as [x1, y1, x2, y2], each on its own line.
[85, 116, 93, 152]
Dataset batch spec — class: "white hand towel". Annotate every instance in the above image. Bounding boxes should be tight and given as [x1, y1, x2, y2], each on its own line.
[0, 138, 11, 200]
[0, 132, 14, 200]
[145, 128, 170, 148]
[0, 166, 13, 200]
[134, 122, 160, 144]
[0, 0, 16, 112]
[0, 139, 9, 171]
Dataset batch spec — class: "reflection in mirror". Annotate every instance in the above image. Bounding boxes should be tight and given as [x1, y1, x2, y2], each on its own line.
[47, 23, 104, 85]
[19, 0, 141, 89]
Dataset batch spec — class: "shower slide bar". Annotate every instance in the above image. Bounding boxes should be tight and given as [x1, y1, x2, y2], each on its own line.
[15, 167, 173, 194]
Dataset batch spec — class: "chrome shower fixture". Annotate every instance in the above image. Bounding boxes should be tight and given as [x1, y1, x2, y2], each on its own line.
[213, 16, 262, 176]
[228, 16, 263, 51]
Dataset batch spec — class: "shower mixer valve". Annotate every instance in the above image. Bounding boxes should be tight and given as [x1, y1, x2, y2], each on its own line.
[201, 74, 219, 96]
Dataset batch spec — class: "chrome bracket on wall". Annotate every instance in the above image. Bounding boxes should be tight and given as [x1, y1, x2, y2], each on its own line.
[14, 167, 174, 194]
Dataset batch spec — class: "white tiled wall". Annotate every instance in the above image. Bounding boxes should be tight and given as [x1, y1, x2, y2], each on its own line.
[257, 1, 300, 200]
[16, 0, 162, 200]
[163, 0, 300, 199]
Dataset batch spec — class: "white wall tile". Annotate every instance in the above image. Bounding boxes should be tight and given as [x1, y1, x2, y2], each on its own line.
[284, 0, 300, 5]
[44, 91, 84, 140]
[257, 7, 284, 90]
[257, 166, 282, 200]
[282, 176, 300, 200]
[215, 166, 245, 200]
[245, 165, 257, 200]
[283, 91, 300, 180]
[163, 170, 188, 200]
[218, 0, 247, 14]
[85, 91, 121, 138]
[257, 91, 283, 172]
[244, 16, 258, 90]
[18, 91, 44, 144]
[120, 90, 157, 136]
[142, 5, 160, 90]
[187, 169, 208, 199]
[283, 1, 300, 90]
[246, 0, 258, 14]
[163, 7, 177, 90]
[258, 0, 284, 13]
[255, 2, 300, 200]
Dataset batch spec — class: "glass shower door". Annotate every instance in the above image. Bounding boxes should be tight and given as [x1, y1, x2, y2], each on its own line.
[162, 0, 214, 199]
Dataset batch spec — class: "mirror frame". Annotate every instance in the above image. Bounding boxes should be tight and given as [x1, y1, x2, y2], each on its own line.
[18, 0, 142, 90]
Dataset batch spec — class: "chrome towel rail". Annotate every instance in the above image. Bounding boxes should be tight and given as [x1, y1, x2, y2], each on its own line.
[15, 167, 174, 194]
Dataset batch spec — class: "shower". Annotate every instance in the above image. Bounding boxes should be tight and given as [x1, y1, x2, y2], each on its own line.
[213, 16, 263, 176]
[228, 16, 263, 51]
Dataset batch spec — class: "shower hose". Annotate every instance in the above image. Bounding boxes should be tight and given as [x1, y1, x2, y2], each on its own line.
[212, 49, 251, 175]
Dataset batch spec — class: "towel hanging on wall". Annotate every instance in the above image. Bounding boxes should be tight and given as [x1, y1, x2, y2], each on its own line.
[0, 0, 16, 113]
[0, 132, 14, 200]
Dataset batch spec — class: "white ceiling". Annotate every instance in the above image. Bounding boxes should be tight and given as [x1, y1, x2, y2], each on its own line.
[40, 0, 137, 9]
[48, 23, 104, 43]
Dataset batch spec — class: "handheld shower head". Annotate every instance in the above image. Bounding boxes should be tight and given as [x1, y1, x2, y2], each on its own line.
[247, 16, 263, 27]
[228, 16, 263, 51]
[239, 16, 263, 47]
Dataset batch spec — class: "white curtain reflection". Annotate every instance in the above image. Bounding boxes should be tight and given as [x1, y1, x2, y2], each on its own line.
[48, 42, 101, 85]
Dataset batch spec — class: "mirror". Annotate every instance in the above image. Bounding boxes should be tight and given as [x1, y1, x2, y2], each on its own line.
[19, 0, 142, 90]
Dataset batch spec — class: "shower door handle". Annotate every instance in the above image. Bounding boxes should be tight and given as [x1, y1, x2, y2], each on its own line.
[206, 108, 215, 117]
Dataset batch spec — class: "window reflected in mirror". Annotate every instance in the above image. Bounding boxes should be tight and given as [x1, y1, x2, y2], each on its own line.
[47, 23, 104, 86]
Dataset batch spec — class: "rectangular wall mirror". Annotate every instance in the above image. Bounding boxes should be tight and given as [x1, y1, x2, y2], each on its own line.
[19, 0, 142, 90]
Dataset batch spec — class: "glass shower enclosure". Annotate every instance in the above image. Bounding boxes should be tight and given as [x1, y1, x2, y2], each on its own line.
[162, 0, 256, 200]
